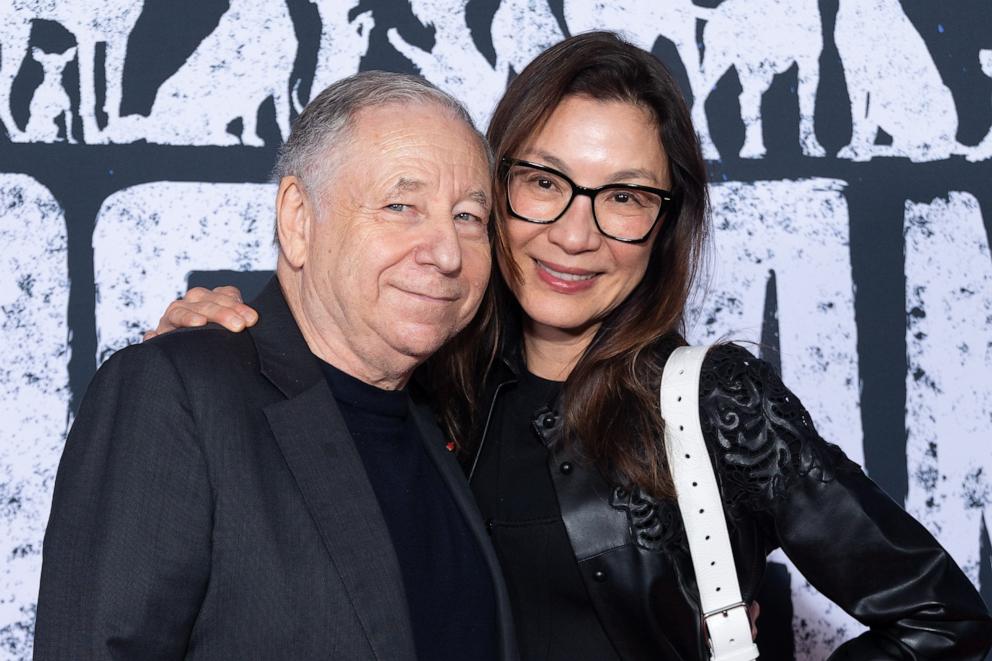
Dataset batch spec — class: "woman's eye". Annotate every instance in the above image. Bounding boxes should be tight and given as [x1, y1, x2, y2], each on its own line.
[525, 175, 556, 191]
[610, 191, 646, 207]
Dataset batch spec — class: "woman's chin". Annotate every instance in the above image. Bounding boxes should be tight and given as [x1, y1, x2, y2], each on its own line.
[521, 308, 602, 341]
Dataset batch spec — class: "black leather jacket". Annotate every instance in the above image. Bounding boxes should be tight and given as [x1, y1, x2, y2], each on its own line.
[467, 343, 992, 660]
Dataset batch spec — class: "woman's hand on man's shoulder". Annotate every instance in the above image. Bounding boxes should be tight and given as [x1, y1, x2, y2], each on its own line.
[143, 285, 257, 341]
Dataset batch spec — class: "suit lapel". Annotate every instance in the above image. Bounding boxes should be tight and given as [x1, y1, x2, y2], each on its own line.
[410, 403, 520, 661]
[249, 277, 416, 659]
[265, 386, 415, 658]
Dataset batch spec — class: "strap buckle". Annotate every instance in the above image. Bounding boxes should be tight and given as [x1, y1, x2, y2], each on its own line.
[704, 601, 758, 661]
[703, 600, 747, 620]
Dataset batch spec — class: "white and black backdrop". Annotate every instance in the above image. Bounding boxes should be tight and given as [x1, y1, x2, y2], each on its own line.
[1, 0, 991, 658]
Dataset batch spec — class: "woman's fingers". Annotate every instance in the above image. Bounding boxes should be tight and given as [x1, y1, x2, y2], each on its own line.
[748, 601, 761, 641]
[209, 286, 258, 326]
[184, 286, 214, 303]
[211, 285, 244, 303]
[155, 300, 209, 335]
[143, 285, 258, 341]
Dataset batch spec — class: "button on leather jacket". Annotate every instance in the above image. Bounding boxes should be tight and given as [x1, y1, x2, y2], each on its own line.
[467, 343, 992, 660]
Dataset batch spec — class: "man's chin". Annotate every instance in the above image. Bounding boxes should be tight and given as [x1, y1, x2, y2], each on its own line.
[388, 322, 457, 360]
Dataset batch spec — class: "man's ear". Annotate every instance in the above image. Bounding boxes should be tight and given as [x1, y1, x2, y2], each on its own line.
[276, 176, 311, 269]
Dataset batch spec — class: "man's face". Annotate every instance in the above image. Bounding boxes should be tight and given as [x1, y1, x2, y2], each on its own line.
[297, 103, 492, 376]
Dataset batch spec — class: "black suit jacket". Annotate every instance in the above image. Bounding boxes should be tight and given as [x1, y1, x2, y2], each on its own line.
[35, 277, 518, 660]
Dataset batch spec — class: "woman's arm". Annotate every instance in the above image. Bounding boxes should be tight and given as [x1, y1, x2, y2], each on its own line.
[143, 285, 257, 339]
[699, 344, 992, 660]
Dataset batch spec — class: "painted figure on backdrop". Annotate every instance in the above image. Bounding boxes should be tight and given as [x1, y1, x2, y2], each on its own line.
[24, 47, 77, 144]
[565, 0, 825, 161]
[35, 72, 516, 660]
[692, 0, 825, 160]
[492, 0, 563, 78]
[564, 0, 707, 120]
[388, 0, 508, 128]
[835, 0, 965, 162]
[565, 0, 992, 164]
[0, 0, 143, 143]
[108, 0, 296, 146]
[298, 0, 374, 112]
[148, 33, 992, 660]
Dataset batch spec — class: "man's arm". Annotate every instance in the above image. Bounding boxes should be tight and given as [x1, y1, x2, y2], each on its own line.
[34, 342, 213, 660]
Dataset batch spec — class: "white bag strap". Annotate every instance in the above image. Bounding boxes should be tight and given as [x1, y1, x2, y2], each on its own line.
[660, 346, 759, 661]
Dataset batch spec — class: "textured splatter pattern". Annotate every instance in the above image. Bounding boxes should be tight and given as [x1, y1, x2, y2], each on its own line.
[905, 192, 992, 587]
[93, 182, 278, 362]
[0, 175, 69, 658]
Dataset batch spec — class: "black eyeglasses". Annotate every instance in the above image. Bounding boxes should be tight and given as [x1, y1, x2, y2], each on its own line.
[500, 157, 673, 243]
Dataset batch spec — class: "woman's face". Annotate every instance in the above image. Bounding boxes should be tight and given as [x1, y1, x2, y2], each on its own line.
[501, 95, 670, 342]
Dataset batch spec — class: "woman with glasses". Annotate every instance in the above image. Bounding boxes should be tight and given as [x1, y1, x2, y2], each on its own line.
[147, 32, 992, 659]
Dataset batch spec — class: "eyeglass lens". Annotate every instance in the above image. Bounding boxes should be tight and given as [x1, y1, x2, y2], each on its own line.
[505, 163, 663, 241]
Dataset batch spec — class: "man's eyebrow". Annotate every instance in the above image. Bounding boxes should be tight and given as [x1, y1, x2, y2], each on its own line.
[467, 189, 490, 208]
[386, 177, 425, 195]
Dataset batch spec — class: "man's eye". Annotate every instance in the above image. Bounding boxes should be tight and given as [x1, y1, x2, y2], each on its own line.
[455, 212, 482, 224]
[386, 203, 410, 212]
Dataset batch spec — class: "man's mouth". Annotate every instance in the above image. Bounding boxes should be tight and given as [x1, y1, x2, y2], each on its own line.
[395, 287, 459, 303]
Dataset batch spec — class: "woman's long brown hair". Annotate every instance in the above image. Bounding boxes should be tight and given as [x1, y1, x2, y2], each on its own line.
[424, 31, 709, 499]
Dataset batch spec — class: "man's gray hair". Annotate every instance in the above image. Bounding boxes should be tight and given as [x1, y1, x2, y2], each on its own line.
[274, 71, 492, 207]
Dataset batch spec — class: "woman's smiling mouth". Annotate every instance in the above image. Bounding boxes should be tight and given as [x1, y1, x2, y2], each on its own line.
[534, 259, 601, 292]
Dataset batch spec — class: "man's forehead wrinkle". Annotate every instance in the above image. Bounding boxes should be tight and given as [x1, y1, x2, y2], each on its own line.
[349, 108, 491, 208]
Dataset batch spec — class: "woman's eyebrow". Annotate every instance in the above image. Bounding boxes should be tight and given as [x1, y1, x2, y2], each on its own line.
[608, 168, 660, 184]
[521, 151, 660, 185]
[522, 150, 568, 172]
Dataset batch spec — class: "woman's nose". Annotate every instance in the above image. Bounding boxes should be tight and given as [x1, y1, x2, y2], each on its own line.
[546, 194, 602, 254]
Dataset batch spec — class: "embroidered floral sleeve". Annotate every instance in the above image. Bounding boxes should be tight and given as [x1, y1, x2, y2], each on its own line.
[696, 343, 992, 659]
[698, 343, 855, 516]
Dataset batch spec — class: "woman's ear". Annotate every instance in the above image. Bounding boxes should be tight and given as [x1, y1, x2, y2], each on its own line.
[276, 176, 311, 269]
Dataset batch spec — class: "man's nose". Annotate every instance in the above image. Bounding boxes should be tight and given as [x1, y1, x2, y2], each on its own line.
[547, 194, 602, 254]
[414, 213, 463, 274]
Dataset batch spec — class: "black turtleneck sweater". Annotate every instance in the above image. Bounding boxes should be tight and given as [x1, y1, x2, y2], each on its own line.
[318, 359, 497, 661]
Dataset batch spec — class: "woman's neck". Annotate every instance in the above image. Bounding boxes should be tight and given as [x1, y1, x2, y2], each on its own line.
[522, 321, 599, 381]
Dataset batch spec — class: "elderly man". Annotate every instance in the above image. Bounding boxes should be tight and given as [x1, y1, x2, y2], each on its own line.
[34, 72, 515, 660]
